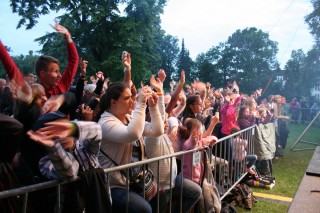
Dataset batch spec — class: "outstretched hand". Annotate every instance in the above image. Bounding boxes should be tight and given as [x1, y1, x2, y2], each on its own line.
[158, 69, 166, 83]
[150, 75, 163, 93]
[51, 21, 70, 37]
[79, 58, 88, 77]
[27, 130, 55, 148]
[122, 51, 131, 71]
[137, 86, 153, 103]
[147, 93, 159, 107]
[35, 119, 74, 140]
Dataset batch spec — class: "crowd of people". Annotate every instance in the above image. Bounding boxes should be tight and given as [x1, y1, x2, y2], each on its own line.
[0, 24, 298, 213]
[289, 97, 319, 124]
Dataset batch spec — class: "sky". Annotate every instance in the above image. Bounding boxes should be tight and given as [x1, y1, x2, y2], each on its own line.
[0, 0, 315, 69]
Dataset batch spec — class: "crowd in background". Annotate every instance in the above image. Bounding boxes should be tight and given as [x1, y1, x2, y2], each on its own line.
[0, 24, 319, 213]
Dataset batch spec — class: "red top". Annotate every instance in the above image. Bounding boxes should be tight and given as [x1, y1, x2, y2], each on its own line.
[220, 95, 242, 135]
[45, 41, 79, 97]
[0, 41, 25, 85]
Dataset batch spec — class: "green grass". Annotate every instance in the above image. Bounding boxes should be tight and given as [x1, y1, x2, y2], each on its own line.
[236, 121, 320, 212]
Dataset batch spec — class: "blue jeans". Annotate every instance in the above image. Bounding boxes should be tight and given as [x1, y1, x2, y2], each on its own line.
[111, 188, 152, 213]
[150, 175, 202, 213]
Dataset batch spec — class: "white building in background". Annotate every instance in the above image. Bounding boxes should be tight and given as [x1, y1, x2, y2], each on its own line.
[311, 77, 320, 100]
[275, 70, 286, 89]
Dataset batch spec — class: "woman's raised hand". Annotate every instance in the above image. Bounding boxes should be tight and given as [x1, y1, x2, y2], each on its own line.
[137, 86, 153, 103]
[122, 51, 131, 71]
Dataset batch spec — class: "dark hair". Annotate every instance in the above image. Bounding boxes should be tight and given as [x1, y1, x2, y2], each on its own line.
[178, 118, 202, 140]
[230, 126, 240, 134]
[35, 55, 59, 76]
[238, 106, 249, 120]
[182, 95, 200, 122]
[98, 82, 129, 118]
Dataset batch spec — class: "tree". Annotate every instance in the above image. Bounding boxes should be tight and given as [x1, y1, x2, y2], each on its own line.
[0, 48, 38, 78]
[10, 0, 168, 85]
[195, 28, 279, 94]
[176, 39, 195, 83]
[195, 45, 224, 88]
[305, 0, 320, 45]
[222, 27, 279, 93]
[156, 34, 179, 89]
[283, 49, 307, 99]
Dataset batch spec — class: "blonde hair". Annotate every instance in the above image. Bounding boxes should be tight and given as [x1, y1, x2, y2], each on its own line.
[31, 83, 45, 99]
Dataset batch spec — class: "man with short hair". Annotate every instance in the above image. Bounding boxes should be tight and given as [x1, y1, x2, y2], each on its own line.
[35, 24, 79, 97]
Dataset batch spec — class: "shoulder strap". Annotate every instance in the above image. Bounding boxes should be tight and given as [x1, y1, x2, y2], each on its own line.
[99, 148, 128, 178]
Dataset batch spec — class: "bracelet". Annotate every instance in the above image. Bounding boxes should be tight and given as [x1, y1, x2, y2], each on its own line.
[156, 91, 163, 96]
[179, 81, 184, 87]
[70, 122, 78, 137]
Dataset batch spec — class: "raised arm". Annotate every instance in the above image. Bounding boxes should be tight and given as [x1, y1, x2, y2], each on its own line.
[0, 41, 32, 102]
[52, 23, 79, 93]
[166, 69, 185, 114]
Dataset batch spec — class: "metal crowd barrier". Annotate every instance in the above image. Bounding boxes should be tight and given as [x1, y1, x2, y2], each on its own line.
[0, 125, 256, 213]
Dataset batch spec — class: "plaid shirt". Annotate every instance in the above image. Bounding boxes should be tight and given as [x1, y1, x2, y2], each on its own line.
[39, 121, 102, 180]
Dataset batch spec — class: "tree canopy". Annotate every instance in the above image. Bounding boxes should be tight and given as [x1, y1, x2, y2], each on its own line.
[9, 0, 179, 85]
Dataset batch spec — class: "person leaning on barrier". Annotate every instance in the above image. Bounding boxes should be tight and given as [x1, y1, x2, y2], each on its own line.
[27, 111, 111, 212]
[145, 72, 202, 213]
[98, 82, 163, 213]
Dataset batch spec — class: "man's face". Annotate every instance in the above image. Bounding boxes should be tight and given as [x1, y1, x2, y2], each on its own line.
[40, 62, 61, 88]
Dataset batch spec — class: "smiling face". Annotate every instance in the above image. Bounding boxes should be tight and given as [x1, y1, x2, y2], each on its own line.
[39, 62, 61, 89]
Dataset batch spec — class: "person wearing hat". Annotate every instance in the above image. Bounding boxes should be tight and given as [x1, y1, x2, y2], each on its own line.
[26, 111, 111, 212]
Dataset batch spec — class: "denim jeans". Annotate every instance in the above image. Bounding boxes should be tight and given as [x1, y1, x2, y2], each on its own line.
[150, 175, 202, 213]
[111, 188, 152, 213]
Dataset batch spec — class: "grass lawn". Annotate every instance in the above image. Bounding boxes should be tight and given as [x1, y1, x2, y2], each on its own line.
[236, 120, 320, 213]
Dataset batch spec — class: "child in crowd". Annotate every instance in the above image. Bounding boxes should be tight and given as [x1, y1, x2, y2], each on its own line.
[231, 127, 257, 178]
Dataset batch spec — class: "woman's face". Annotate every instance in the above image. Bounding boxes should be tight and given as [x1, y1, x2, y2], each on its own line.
[260, 110, 267, 118]
[112, 88, 133, 115]
[276, 96, 282, 104]
[34, 93, 47, 109]
[242, 108, 250, 117]
[190, 97, 203, 114]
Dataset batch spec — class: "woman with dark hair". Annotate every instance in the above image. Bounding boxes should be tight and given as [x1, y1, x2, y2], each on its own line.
[182, 95, 200, 122]
[181, 94, 219, 138]
[98, 82, 163, 213]
[237, 106, 256, 130]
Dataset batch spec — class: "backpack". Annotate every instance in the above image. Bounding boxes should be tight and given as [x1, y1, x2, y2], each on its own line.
[224, 183, 256, 209]
[220, 201, 238, 213]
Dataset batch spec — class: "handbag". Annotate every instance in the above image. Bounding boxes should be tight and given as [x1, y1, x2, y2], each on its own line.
[129, 164, 158, 201]
[100, 148, 157, 201]
[199, 151, 221, 213]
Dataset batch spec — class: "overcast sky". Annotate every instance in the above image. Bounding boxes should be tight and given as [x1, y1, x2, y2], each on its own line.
[0, 0, 315, 69]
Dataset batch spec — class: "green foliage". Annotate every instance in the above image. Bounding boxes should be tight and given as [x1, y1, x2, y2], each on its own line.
[9, 0, 178, 86]
[283, 49, 307, 99]
[156, 34, 179, 88]
[195, 28, 279, 94]
[176, 39, 196, 83]
[0, 48, 38, 78]
[224, 27, 279, 93]
[306, 0, 320, 45]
